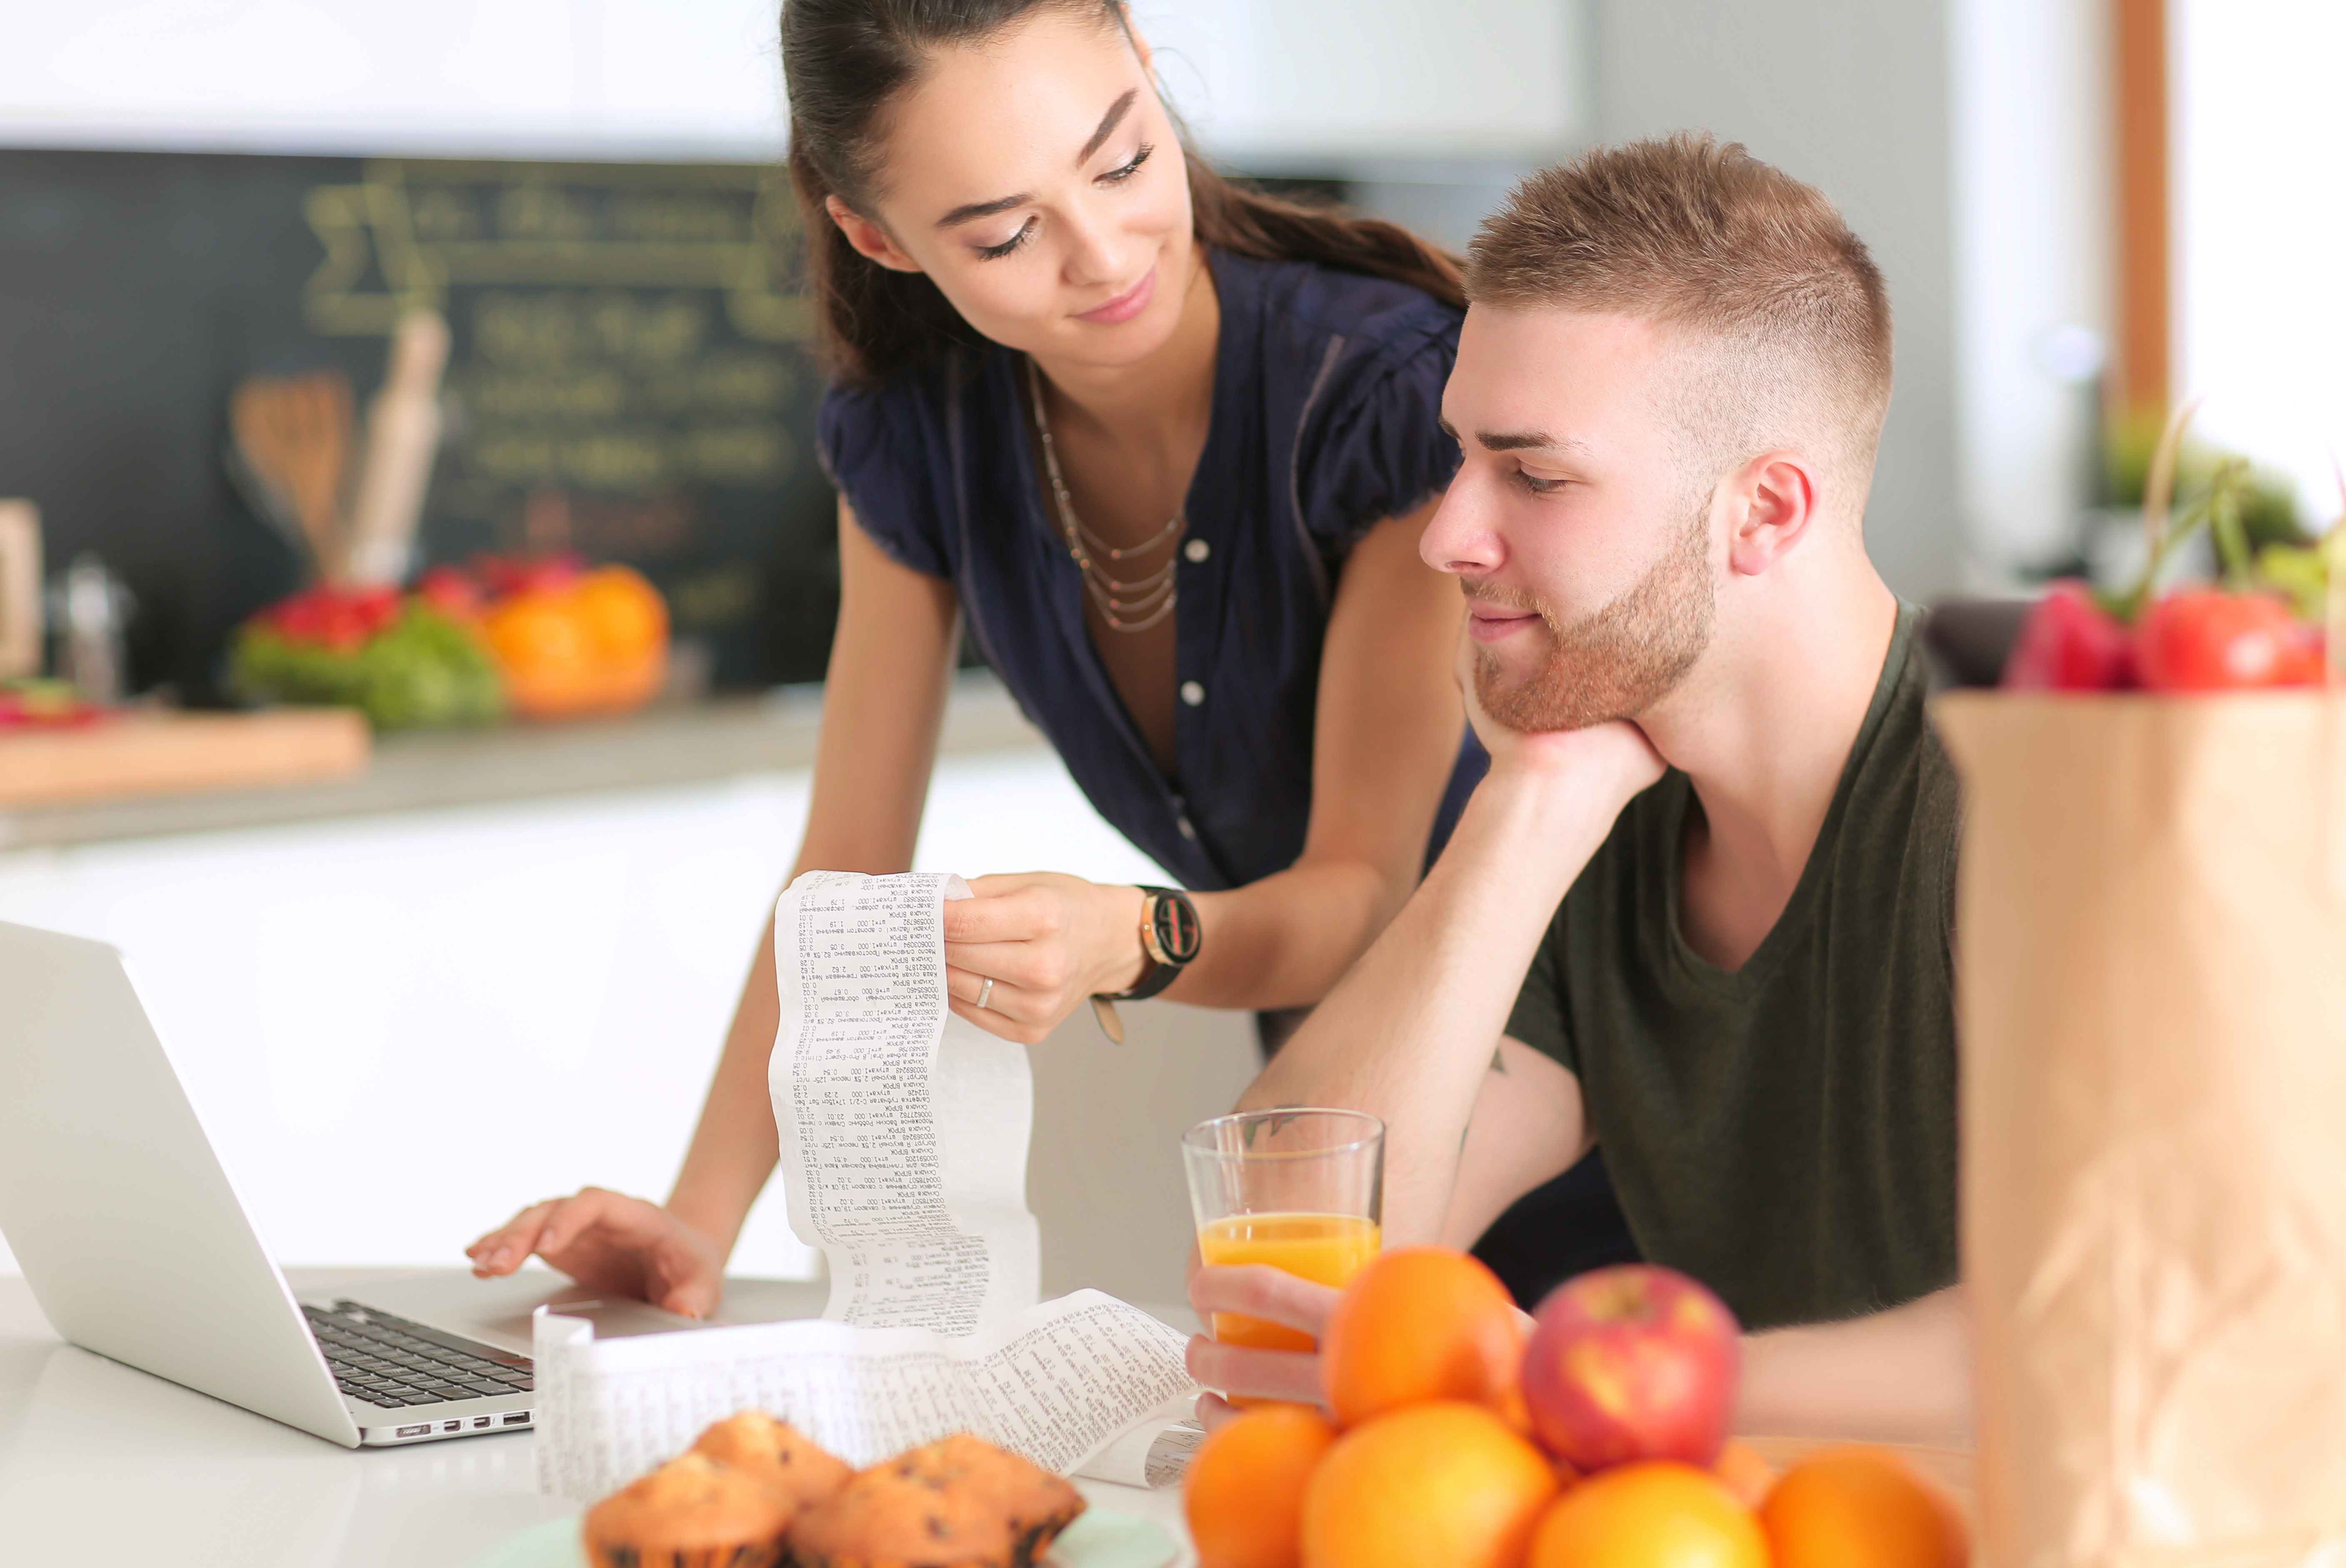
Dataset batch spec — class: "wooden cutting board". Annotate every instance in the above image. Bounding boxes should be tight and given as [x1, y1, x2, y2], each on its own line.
[0, 708, 369, 808]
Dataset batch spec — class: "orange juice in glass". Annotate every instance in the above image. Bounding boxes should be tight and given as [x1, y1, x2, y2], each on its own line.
[1184, 1109, 1384, 1360]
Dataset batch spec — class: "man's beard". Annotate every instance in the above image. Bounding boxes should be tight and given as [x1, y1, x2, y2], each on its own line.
[1471, 500, 1716, 733]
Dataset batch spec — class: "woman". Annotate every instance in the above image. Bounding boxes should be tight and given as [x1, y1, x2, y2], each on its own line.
[465, 0, 1499, 1315]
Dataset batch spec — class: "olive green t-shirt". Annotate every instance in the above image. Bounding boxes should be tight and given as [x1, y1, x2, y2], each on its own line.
[1505, 605, 1959, 1331]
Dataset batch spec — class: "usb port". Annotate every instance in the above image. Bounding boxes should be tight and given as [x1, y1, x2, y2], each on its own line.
[502, 1412, 531, 1426]
[395, 1424, 431, 1438]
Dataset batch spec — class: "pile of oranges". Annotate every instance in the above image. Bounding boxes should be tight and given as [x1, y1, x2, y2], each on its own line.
[1184, 1248, 1966, 1568]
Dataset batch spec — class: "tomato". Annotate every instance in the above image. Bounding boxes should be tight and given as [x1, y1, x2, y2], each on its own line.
[2003, 581, 2136, 691]
[416, 566, 483, 620]
[2136, 590, 2323, 692]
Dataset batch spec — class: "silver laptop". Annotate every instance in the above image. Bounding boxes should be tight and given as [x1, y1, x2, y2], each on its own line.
[0, 918, 621, 1446]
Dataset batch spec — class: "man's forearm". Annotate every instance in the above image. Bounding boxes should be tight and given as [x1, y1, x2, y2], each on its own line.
[1736, 1286, 1972, 1443]
[1241, 766, 1623, 1243]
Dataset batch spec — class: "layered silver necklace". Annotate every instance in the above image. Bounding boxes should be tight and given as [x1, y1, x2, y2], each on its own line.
[1028, 356, 1185, 634]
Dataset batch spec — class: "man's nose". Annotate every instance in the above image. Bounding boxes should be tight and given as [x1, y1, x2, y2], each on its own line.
[1420, 474, 1504, 577]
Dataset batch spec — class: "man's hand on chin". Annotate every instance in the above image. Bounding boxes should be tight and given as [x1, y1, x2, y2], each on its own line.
[1185, 1263, 1342, 1430]
[1456, 632, 1666, 805]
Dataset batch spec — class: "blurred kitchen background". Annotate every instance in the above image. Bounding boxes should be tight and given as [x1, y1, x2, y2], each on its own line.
[1, 0, 2338, 1296]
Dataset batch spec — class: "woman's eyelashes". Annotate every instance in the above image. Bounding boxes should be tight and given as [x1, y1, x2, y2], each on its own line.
[1101, 143, 1153, 184]
[970, 145, 1155, 262]
[975, 219, 1036, 261]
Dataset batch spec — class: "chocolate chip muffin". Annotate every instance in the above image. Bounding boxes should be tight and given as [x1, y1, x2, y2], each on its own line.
[690, 1412, 853, 1518]
[581, 1451, 793, 1568]
[788, 1433, 1086, 1568]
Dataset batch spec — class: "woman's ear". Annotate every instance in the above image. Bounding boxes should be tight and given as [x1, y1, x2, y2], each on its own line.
[1725, 450, 1822, 577]
[824, 195, 923, 275]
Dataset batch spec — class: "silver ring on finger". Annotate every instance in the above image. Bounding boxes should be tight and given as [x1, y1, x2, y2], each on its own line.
[975, 976, 995, 1011]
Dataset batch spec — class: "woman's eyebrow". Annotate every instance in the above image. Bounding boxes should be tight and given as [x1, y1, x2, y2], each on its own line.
[1076, 89, 1140, 164]
[934, 90, 1142, 230]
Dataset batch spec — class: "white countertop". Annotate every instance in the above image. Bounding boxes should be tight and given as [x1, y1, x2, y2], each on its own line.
[0, 1267, 1194, 1568]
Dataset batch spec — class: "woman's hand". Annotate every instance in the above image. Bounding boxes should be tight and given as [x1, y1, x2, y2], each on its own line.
[941, 873, 1150, 1045]
[465, 1188, 725, 1319]
[1183, 1262, 1342, 1430]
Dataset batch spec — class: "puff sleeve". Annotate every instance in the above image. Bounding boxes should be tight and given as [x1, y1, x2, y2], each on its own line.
[1291, 310, 1463, 552]
[816, 383, 952, 580]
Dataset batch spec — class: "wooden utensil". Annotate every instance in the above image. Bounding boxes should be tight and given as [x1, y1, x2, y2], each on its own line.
[342, 310, 449, 586]
[0, 500, 40, 680]
[230, 371, 354, 580]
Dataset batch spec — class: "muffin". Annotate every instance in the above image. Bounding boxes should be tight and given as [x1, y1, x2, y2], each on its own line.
[690, 1411, 854, 1516]
[581, 1451, 793, 1568]
[790, 1433, 1086, 1568]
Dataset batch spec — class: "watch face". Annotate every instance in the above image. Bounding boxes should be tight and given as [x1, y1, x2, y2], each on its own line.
[1151, 893, 1202, 965]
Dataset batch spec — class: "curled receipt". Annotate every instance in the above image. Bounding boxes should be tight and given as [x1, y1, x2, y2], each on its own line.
[771, 870, 1040, 1333]
[533, 1289, 1199, 1501]
[532, 870, 1202, 1501]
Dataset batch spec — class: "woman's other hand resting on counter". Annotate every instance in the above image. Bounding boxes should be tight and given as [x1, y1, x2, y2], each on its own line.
[942, 873, 1148, 1045]
[466, 1187, 725, 1319]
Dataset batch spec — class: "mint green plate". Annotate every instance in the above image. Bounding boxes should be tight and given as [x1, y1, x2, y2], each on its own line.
[470, 1506, 1179, 1568]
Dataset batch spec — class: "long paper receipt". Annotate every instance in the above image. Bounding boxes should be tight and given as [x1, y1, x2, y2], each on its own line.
[772, 870, 1038, 1332]
[535, 871, 1201, 1500]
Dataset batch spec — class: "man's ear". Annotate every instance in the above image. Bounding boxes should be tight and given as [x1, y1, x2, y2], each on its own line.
[824, 195, 923, 274]
[1724, 450, 1821, 577]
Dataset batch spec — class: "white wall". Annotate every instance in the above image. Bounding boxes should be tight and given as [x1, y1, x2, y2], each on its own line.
[2175, 0, 2346, 525]
[0, 0, 787, 158]
[1949, 0, 2112, 580]
[3, 0, 1586, 166]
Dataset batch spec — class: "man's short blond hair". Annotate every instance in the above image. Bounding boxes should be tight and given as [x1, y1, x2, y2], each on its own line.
[1467, 133, 1893, 505]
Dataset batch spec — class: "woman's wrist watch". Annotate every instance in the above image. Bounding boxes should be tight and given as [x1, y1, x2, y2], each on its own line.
[1107, 886, 1201, 1002]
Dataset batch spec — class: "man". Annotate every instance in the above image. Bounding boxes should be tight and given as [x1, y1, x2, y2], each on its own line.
[1190, 133, 1968, 1439]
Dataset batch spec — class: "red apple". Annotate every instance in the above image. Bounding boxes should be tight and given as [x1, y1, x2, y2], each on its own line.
[1520, 1264, 1741, 1472]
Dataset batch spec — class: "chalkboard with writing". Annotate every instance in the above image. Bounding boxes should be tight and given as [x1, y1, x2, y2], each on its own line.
[0, 148, 838, 698]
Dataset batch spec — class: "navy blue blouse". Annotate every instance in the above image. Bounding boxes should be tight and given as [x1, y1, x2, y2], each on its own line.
[816, 249, 1484, 894]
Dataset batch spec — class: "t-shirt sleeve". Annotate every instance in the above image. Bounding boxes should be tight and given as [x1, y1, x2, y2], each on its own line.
[816, 383, 951, 579]
[1292, 314, 1463, 551]
[1506, 925, 1578, 1078]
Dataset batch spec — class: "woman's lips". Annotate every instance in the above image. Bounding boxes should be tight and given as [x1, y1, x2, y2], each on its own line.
[1077, 264, 1157, 325]
[1466, 606, 1542, 645]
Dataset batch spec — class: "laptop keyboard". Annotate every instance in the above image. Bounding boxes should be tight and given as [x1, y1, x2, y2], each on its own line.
[303, 1300, 534, 1410]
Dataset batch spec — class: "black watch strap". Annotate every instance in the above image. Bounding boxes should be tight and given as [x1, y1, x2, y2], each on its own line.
[1106, 886, 1199, 1002]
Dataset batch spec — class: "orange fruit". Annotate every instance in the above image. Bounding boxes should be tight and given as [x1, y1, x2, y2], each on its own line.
[1759, 1448, 1967, 1568]
[1185, 1405, 1338, 1568]
[1301, 1401, 1559, 1568]
[483, 594, 598, 717]
[1713, 1440, 1778, 1508]
[570, 566, 668, 661]
[1320, 1247, 1528, 1428]
[1528, 1461, 1767, 1568]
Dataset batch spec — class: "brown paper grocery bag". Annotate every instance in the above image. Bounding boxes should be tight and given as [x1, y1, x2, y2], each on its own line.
[1936, 692, 2346, 1568]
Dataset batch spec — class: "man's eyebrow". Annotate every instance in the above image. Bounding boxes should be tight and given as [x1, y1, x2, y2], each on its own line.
[934, 89, 1140, 228]
[1078, 89, 1139, 165]
[1443, 422, 1594, 458]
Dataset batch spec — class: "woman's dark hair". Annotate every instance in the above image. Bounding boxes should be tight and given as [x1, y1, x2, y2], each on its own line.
[782, 0, 1466, 387]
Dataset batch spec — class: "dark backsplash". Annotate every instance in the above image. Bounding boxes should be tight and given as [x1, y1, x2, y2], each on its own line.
[0, 148, 841, 700]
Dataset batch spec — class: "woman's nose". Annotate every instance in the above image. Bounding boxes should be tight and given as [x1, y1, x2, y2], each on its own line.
[1059, 201, 1128, 287]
